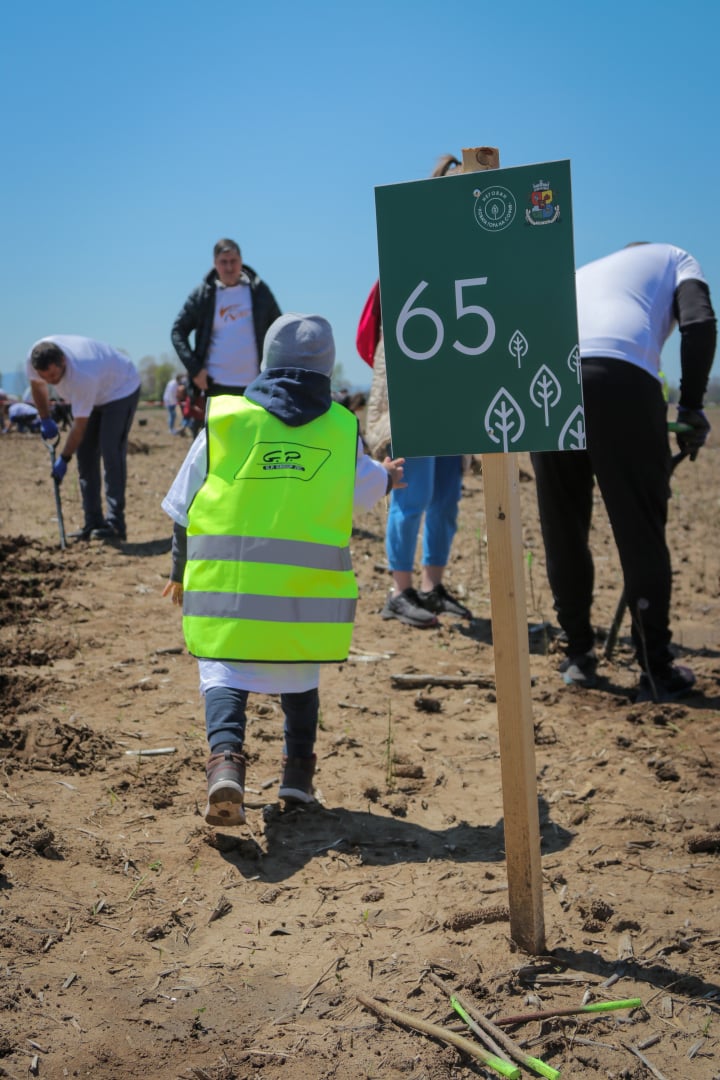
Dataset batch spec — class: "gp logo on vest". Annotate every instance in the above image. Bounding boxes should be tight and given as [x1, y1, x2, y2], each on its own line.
[234, 441, 331, 482]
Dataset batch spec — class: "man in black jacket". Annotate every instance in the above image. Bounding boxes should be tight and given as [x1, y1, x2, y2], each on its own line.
[171, 238, 281, 399]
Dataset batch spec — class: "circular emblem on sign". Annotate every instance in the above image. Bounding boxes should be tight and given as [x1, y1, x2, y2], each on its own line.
[473, 185, 517, 232]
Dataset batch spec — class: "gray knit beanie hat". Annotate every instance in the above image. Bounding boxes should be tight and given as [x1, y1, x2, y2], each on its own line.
[262, 314, 335, 377]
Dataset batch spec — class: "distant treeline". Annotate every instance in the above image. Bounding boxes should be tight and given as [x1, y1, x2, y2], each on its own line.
[133, 357, 720, 407]
[6, 357, 713, 404]
[136, 354, 352, 400]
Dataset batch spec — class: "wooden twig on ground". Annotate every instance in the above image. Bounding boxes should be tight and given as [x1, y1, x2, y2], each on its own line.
[357, 993, 520, 1079]
[390, 673, 495, 690]
[299, 958, 340, 1014]
[207, 895, 232, 925]
[123, 746, 176, 756]
[623, 1042, 670, 1080]
[347, 651, 394, 663]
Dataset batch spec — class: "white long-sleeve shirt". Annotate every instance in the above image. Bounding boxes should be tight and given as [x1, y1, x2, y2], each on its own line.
[162, 428, 390, 695]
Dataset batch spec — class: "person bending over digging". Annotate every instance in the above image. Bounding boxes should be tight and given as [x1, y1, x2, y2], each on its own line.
[531, 242, 716, 703]
[162, 313, 405, 826]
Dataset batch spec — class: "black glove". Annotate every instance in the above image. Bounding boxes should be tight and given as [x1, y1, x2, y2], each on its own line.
[676, 407, 710, 461]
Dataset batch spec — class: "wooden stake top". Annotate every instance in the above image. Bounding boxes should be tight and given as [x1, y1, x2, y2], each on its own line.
[461, 147, 500, 171]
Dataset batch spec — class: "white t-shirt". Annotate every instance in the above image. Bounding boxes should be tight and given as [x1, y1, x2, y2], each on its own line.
[26, 336, 141, 418]
[162, 425, 390, 695]
[207, 282, 258, 387]
[577, 243, 707, 380]
[163, 377, 179, 407]
[9, 402, 38, 420]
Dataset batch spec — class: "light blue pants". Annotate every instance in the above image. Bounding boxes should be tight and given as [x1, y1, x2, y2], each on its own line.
[385, 455, 463, 571]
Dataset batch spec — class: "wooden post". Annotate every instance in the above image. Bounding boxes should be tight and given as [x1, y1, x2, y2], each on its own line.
[462, 147, 546, 954]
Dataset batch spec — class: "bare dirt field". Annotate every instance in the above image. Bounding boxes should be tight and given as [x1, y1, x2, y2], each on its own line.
[1, 405, 719, 1080]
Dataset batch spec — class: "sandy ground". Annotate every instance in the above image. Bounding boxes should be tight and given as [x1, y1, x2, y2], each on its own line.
[1, 405, 719, 1080]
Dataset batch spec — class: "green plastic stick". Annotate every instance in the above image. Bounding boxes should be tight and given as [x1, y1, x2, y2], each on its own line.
[496, 997, 643, 1026]
[450, 998, 521, 1080]
[581, 998, 642, 1014]
[452, 996, 560, 1080]
[477, 1051, 520, 1079]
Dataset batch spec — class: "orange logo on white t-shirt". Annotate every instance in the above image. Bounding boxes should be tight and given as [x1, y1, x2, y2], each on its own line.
[219, 304, 248, 322]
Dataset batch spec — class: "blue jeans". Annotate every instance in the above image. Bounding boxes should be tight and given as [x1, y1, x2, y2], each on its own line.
[76, 387, 140, 535]
[166, 405, 177, 431]
[205, 687, 319, 757]
[385, 455, 463, 571]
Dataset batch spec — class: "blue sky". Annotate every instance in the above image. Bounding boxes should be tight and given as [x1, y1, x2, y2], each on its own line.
[2, 0, 718, 394]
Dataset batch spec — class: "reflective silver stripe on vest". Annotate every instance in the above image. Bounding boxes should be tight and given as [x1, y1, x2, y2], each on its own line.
[184, 592, 357, 623]
[187, 534, 352, 572]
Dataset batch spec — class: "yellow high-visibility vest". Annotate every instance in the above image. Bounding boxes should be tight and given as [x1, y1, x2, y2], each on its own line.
[183, 394, 359, 662]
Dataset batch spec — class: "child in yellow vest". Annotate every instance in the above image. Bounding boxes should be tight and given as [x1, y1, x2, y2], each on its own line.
[162, 313, 404, 826]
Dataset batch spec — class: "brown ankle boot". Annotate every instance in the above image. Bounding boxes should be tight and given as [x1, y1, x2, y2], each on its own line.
[205, 750, 246, 826]
[279, 754, 317, 804]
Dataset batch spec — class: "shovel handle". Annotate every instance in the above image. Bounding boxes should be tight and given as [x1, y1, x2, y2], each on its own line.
[42, 435, 67, 550]
[604, 447, 688, 660]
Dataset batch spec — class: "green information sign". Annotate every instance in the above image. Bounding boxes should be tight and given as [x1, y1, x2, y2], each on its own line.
[375, 160, 584, 456]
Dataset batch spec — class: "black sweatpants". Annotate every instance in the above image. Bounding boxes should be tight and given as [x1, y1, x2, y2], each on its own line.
[77, 387, 140, 537]
[530, 358, 674, 673]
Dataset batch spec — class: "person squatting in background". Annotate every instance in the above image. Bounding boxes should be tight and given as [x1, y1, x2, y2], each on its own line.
[162, 313, 405, 826]
[531, 242, 716, 703]
[4, 400, 40, 433]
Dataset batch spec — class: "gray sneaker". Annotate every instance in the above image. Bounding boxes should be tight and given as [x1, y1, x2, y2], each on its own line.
[381, 588, 439, 628]
[559, 651, 598, 688]
[204, 750, 246, 826]
[417, 583, 472, 619]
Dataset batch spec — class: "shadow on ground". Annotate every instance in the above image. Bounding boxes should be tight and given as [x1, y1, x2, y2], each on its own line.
[210, 796, 575, 883]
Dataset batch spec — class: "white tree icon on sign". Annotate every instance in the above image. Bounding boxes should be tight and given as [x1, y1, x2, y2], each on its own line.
[485, 388, 526, 452]
[559, 405, 586, 449]
[529, 365, 562, 427]
[567, 345, 581, 383]
[508, 330, 529, 369]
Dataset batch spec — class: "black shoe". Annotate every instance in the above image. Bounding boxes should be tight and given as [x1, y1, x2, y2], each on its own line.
[91, 524, 126, 542]
[559, 651, 598, 688]
[636, 664, 696, 704]
[381, 588, 440, 628]
[417, 583, 472, 619]
[69, 526, 94, 541]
